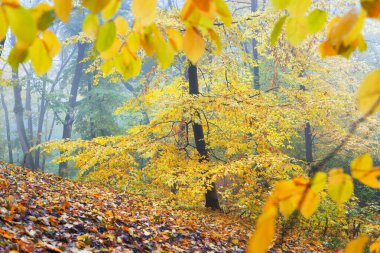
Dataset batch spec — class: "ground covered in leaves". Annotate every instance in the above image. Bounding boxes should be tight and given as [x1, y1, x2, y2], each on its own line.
[0, 163, 254, 252]
[0, 163, 330, 253]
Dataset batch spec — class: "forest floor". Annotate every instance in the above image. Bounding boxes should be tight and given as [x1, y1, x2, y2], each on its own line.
[0, 163, 327, 253]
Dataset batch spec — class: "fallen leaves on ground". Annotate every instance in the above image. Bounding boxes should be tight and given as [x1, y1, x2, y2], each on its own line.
[0, 163, 251, 252]
[0, 163, 328, 252]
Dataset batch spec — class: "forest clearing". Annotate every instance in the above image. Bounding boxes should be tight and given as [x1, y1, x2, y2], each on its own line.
[0, 0, 380, 252]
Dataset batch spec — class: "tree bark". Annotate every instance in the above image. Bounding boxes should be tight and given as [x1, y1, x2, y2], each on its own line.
[305, 122, 313, 163]
[0, 39, 13, 164]
[251, 0, 260, 89]
[13, 70, 35, 169]
[34, 80, 47, 168]
[25, 77, 33, 143]
[59, 42, 86, 177]
[188, 63, 221, 210]
[1, 87, 13, 164]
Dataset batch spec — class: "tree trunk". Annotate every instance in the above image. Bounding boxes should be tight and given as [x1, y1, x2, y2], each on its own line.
[188, 63, 221, 210]
[1, 87, 13, 164]
[0, 39, 13, 164]
[305, 122, 313, 163]
[59, 42, 86, 177]
[25, 77, 33, 143]
[251, 0, 260, 89]
[34, 80, 47, 168]
[13, 70, 35, 169]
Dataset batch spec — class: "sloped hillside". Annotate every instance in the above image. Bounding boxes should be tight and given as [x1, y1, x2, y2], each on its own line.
[0, 163, 252, 252]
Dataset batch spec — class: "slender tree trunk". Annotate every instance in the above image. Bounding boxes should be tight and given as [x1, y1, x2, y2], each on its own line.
[251, 0, 260, 89]
[188, 63, 221, 210]
[305, 122, 313, 163]
[59, 42, 86, 177]
[0, 39, 13, 164]
[42, 114, 56, 172]
[1, 87, 13, 164]
[34, 80, 47, 168]
[13, 71, 35, 169]
[25, 77, 33, 143]
[300, 85, 314, 174]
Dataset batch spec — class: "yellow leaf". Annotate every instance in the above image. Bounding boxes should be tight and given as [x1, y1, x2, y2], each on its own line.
[131, 0, 157, 26]
[82, 0, 110, 14]
[319, 40, 337, 57]
[2, 0, 21, 8]
[31, 3, 55, 31]
[127, 32, 141, 53]
[299, 190, 319, 218]
[344, 236, 369, 253]
[29, 38, 52, 75]
[307, 9, 327, 34]
[101, 59, 115, 76]
[272, 0, 292, 10]
[42, 30, 61, 57]
[102, 0, 121, 20]
[166, 28, 183, 52]
[276, 181, 299, 218]
[362, 0, 380, 19]
[7, 42, 28, 69]
[370, 240, 380, 253]
[215, 0, 232, 26]
[53, 0, 72, 23]
[246, 200, 277, 253]
[101, 37, 121, 60]
[115, 16, 129, 36]
[183, 26, 205, 64]
[193, 0, 213, 12]
[357, 69, 380, 115]
[327, 168, 354, 204]
[155, 39, 174, 70]
[310, 172, 327, 193]
[5, 6, 36, 44]
[208, 28, 221, 54]
[83, 14, 99, 39]
[287, 0, 311, 16]
[351, 154, 380, 189]
[96, 21, 116, 52]
[0, 7, 8, 41]
[285, 16, 309, 45]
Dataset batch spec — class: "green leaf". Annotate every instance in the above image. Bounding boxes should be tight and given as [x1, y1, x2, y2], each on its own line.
[308, 9, 327, 34]
[96, 21, 116, 52]
[102, 0, 121, 20]
[270, 15, 288, 45]
[5, 6, 36, 44]
[327, 168, 354, 204]
[83, 14, 99, 39]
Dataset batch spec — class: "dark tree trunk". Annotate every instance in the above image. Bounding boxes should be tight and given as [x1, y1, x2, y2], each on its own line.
[305, 122, 313, 163]
[25, 77, 33, 143]
[35, 80, 47, 168]
[1, 88, 13, 164]
[0, 39, 13, 164]
[251, 0, 260, 89]
[188, 63, 221, 210]
[59, 42, 86, 177]
[300, 85, 315, 175]
[13, 70, 35, 169]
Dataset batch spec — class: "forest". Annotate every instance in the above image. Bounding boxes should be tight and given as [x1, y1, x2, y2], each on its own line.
[0, 0, 379, 252]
